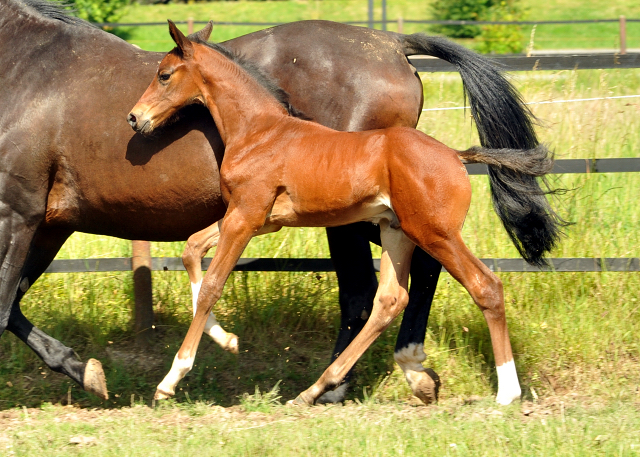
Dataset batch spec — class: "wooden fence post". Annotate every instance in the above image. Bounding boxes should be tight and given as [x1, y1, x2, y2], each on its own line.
[381, 0, 387, 31]
[397, 16, 403, 34]
[619, 15, 627, 55]
[132, 240, 154, 347]
[188, 17, 194, 35]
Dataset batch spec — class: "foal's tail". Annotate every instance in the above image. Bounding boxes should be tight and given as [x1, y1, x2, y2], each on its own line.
[458, 144, 563, 266]
[400, 33, 565, 266]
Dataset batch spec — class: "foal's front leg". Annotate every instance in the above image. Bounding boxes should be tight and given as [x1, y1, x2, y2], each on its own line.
[155, 209, 265, 400]
[182, 223, 239, 354]
[182, 222, 284, 354]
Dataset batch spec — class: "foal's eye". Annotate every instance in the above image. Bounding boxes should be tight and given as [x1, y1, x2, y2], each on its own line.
[159, 73, 171, 82]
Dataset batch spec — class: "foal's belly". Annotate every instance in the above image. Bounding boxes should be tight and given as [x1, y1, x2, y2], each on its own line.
[266, 192, 399, 228]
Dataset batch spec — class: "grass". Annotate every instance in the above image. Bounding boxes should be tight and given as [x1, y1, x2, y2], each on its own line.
[108, 0, 640, 52]
[1, 397, 639, 456]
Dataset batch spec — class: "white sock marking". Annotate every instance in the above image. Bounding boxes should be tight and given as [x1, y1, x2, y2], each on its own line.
[316, 382, 349, 404]
[157, 353, 194, 396]
[495, 359, 521, 405]
[394, 343, 428, 392]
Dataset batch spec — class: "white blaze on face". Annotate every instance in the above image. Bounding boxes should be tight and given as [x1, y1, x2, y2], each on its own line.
[495, 359, 521, 405]
[393, 343, 427, 390]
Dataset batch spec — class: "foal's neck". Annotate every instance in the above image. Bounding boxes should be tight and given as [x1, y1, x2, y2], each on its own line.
[196, 44, 290, 147]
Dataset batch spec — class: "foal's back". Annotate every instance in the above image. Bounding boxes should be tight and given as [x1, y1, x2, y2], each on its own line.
[231, 119, 470, 231]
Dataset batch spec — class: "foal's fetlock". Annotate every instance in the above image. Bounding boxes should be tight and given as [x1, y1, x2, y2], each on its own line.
[154, 387, 175, 401]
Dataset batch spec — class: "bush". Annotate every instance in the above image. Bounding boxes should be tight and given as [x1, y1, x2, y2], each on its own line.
[67, 0, 129, 23]
[430, 0, 496, 39]
[475, 1, 525, 54]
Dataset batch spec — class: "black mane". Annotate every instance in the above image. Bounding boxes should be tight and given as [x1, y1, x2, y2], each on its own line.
[20, 0, 95, 28]
[191, 39, 310, 120]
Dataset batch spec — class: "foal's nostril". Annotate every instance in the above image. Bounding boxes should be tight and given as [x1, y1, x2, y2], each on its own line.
[127, 113, 138, 129]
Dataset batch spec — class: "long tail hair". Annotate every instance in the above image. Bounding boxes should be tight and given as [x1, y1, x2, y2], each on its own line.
[401, 34, 565, 266]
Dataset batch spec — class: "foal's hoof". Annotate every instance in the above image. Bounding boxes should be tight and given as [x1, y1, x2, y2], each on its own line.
[286, 395, 312, 407]
[224, 333, 239, 355]
[83, 358, 109, 400]
[411, 368, 440, 406]
[154, 389, 174, 401]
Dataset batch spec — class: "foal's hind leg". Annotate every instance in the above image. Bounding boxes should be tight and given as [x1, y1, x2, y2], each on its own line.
[418, 233, 521, 405]
[292, 220, 415, 405]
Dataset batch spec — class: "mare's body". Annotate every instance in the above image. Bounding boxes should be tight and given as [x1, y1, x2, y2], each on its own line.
[129, 24, 561, 405]
[1, 0, 548, 402]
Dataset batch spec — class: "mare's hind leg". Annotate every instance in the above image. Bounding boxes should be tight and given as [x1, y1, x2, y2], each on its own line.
[5, 226, 109, 399]
[293, 220, 415, 405]
[317, 224, 378, 404]
[182, 224, 239, 354]
[393, 249, 441, 405]
[417, 233, 521, 405]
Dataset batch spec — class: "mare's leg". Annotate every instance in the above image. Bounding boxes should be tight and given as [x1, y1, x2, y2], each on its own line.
[393, 249, 441, 405]
[182, 224, 238, 354]
[415, 233, 521, 405]
[317, 224, 378, 404]
[293, 220, 415, 405]
[155, 212, 269, 400]
[5, 226, 108, 399]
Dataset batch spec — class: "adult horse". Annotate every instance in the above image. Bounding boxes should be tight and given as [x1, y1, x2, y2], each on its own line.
[0, 0, 552, 403]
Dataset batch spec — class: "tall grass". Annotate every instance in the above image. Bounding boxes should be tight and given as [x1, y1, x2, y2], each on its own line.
[1, 68, 639, 409]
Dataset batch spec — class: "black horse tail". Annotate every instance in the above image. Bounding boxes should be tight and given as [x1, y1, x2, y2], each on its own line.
[401, 33, 565, 266]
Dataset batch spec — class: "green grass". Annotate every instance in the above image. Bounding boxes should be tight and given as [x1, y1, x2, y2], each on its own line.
[108, 0, 640, 52]
[1, 398, 639, 456]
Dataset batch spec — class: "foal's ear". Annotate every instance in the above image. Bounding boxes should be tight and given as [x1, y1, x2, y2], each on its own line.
[188, 21, 213, 43]
[168, 20, 194, 59]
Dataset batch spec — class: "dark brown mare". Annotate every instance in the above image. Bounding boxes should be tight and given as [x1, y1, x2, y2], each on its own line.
[128, 22, 561, 405]
[0, 0, 558, 404]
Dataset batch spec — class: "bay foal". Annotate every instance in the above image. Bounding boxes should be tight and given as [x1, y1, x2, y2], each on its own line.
[129, 22, 556, 405]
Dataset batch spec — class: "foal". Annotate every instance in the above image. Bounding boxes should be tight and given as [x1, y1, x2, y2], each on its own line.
[129, 21, 554, 405]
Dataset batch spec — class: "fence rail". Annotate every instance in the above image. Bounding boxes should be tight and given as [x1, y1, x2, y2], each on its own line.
[46, 158, 640, 275]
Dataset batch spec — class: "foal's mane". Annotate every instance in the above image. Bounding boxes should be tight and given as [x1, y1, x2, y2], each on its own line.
[18, 0, 95, 28]
[190, 38, 310, 120]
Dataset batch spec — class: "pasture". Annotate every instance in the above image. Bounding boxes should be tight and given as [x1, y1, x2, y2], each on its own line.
[1, 0, 640, 454]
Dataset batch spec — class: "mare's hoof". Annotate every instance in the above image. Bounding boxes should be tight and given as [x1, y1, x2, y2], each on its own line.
[154, 389, 174, 400]
[83, 358, 109, 400]
[411, 368, 440, 406]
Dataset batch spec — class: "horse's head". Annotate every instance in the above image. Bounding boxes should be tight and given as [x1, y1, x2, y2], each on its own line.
[128, 20, 212, 136]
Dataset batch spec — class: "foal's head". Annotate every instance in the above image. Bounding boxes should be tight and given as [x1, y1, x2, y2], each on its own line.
[128, 21, 212, 136]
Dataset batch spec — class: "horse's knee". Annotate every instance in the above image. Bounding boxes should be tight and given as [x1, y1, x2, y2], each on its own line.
[375, 290, 409, 324]
[472, 273, 504, 318]
[182, 239, 202, 270]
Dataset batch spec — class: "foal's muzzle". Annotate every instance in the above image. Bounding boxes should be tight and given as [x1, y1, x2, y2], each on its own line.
[127, 112, 152, 135]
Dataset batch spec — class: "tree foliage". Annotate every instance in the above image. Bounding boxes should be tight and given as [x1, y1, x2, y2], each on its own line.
[66, 0, 129, 24]
[430, 0, 496, 39]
